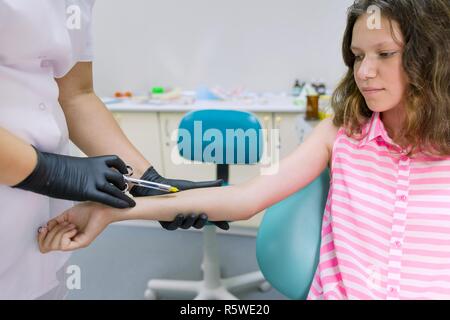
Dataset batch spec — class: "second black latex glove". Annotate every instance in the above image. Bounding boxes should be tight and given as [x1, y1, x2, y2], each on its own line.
[130, 166, 229, 230]
[14, 147, 135, 209]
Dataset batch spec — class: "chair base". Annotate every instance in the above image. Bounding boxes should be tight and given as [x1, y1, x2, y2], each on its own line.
[144, 225, 270, 300]
[144, 270, 269, 300]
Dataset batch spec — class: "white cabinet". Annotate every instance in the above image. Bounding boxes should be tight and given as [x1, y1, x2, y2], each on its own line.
[69, 112, 163, 176]
[295, 117, 321, 143]
[159, 112, 216, 181]
[273, 113, 321, 160]
[273, 113, 303, 160]
[112, 112, 163, 174]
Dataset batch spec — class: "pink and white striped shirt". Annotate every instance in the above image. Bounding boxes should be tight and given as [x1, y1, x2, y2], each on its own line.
[308, 112, 450, 300]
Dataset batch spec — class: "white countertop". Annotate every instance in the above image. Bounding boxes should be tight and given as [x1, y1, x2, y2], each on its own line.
[103, 97, 306, 113]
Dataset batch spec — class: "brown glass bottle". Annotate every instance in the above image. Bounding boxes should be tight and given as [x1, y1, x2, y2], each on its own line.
[306, 95, 319, 120]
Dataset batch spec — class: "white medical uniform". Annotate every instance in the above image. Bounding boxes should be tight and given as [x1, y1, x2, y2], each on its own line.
[0, 0, 95, 299]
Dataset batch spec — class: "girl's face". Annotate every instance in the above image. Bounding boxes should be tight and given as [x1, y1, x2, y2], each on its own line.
[351, 14, 408, 113]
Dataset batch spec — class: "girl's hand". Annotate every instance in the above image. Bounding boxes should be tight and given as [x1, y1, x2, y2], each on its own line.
[37, 202, 114, 253]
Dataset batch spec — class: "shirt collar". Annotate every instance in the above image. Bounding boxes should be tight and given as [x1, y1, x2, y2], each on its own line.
[358, 112, 396, 148]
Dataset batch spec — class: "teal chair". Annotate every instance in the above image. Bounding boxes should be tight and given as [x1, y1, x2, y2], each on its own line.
[256, 168, 330, 299]
[145, 109, 268, 300]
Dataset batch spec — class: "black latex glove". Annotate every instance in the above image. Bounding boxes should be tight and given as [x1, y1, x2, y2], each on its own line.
[14, 147, 135, 209]
[130, 166, 229, 231]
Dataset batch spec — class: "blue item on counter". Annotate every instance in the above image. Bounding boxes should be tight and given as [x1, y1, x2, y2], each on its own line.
[196, 86, 221, 100]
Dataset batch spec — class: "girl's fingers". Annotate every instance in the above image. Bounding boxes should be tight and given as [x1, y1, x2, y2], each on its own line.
[60, 229, 79, 251]
[46, 219, 58, 232]
[65, 232, 90, 251]
[50, 224, 77, 251]
[65, 241, 84, 251]
[37, 226, 49, 253]
[43, 222, 69, 249]
[55, 212, 70, 224]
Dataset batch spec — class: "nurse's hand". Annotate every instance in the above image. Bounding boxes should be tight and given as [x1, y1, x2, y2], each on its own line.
[37, 202, 113, 253]
[14, 147, 136, 209]
[130, 166, 230, 231]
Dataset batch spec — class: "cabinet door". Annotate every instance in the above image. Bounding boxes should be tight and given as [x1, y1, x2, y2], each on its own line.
[112, 112, 163, 174]
[69, 112, 162, 174]
[159, 112, 216, 181]
[274, 113, 321, 160]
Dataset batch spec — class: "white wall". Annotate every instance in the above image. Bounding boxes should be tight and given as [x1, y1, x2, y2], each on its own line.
[91, 0, 355, 96]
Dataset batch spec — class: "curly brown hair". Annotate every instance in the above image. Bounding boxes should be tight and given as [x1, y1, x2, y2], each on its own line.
[332, 0, 450, 156]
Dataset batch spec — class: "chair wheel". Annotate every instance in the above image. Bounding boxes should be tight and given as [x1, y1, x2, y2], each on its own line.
[259, 281, 271, 292]
[144, 289, 157, 300]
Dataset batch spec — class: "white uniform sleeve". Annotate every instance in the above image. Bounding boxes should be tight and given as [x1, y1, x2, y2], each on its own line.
[66, 0, 96, 62]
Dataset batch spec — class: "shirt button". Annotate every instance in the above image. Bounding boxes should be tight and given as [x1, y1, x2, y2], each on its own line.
[388, 286, 397, 294]
[400, 155, 408, 162]
[394, 240, 402, 248]
[38, 103, 46, 111]
[399, 195, 407, 201]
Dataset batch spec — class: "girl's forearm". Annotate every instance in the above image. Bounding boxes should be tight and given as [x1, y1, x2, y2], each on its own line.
[106, 117, 334, 226]
[109, 185, 257, 223]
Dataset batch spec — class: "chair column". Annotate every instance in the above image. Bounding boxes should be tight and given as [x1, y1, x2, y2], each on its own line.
[202, 225, 222, 289]
[216, 164, 229, 183]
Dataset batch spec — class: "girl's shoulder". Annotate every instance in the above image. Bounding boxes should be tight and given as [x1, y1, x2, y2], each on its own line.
[312, 117, 340, 170]
[319, 117, 340, 157]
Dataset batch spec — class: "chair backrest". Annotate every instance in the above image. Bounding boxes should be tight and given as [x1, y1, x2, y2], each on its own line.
[256, 168, 330, 299]
[177, 109, 263, 165]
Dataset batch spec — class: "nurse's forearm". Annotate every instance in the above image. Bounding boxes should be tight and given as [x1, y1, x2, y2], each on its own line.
[109, 185, 256, 223]
[56, 62, 150, 178]
[0, 127, 37, 185]
[61, 92, 150, 178]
